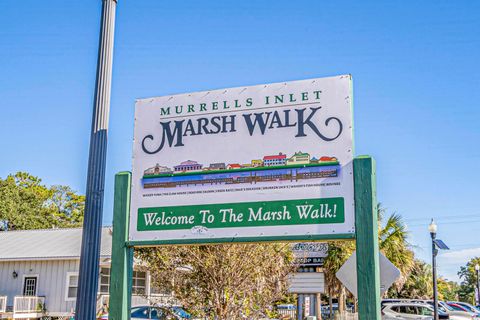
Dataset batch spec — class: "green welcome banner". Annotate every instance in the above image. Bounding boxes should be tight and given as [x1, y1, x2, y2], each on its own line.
[137, 197, 344, 231]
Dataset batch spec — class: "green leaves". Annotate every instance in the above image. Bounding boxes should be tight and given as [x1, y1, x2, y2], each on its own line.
[378, 208, 414, 290]
[324, 205, 415, 308]
[0, 172, 84, 231]
[136, 243, 295, 320]
[457, 257, 480, 303]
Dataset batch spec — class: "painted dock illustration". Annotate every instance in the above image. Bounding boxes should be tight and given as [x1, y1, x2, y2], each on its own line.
[141, 152, 340, 189]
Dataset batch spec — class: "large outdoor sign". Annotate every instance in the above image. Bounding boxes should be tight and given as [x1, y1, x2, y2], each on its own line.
[129, 75, 354, 243]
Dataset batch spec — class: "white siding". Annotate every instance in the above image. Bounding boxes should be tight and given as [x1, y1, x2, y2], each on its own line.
[0, 259, 80, 316]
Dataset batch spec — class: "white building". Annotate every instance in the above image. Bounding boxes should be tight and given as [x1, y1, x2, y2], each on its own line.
[144, 163, 173, 175]
[0, 228, 168, 319]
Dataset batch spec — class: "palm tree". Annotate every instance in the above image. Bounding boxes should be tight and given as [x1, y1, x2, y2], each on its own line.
[323, 240, 356, 314]
[378, 205, 415, 291]
[392, 259, 432, 299]
[323, 204, 415, 314]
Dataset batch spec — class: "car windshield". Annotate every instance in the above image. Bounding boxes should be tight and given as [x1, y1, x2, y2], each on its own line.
[131, 307, 150, 318]
[440, 303, 454, 311]
[470, 305, 480, 313]
[461, 304, 478, 312]
[450, 304, 465, 311]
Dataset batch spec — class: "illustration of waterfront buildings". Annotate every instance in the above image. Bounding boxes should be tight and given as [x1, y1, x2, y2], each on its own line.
[208, 163, 226, 170]
[251, 159, 263, 167]
[286, 151, 310, 165]
[144, 163, 173, 175]
[263, 153, 287, 166]
[227, 163, 242, 170]
[173, 160, 203, 172]
[319, 156, 338, 162]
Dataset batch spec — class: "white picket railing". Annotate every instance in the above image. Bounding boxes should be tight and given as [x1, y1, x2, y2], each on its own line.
[0, 296, 7, 313]
[334, 313, 358, 320]
[13, 296, 45, 314]
[277, 307, 296, 319]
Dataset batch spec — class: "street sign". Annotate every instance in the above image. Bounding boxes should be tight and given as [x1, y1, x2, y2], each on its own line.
[289, 273, 325, 294]
[336, 251, 400, 297]
[292, 242, 328, 266]
[129, 75, 354, 243]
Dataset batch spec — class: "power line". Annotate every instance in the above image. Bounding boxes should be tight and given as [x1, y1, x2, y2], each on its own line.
[403, 213, 480, 222]
[407, 219, 480, 227]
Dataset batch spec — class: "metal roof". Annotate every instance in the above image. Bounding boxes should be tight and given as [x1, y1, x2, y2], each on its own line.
[0, 227, 112, 261]
[263, 153, 287, 160]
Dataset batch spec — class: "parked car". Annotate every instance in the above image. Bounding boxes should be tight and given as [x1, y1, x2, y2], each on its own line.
[382, 299, 476, 320]
[437, 301, 478, 320]
[447, 303, 475, 314]
[320, 302, 355, 316]
[449, 302, 480, 317]
[97, 305, 191, 320]
[381, 302, 449, 319]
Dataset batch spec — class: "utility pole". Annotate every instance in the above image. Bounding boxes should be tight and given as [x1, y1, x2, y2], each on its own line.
[75, 0, 117, 319]
[431, 227, 438, 320]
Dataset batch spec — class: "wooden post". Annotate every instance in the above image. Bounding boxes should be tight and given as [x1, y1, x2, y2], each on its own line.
[109, 172, 133, 320]
[354, 156, 381, 320]
[315, 293, 322, 320]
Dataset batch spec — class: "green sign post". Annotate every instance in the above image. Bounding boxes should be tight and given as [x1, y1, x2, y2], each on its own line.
[108, 156, 380, 320]
[109, 172, 133, 320]
[354, 156, 381, 319]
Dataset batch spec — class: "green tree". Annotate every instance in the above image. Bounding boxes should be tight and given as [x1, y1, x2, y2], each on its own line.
[390, 259, 432, 299]
[324, 205, 415, 313]
[378, 206, 414, 290]
[457, 257, 480, 303]
[438, 277, 460, 301]
[137, 243, 296, 320]
[323, 240, 356, 313]
[46, 185, 85, 226]
[0, 172, 84, 230]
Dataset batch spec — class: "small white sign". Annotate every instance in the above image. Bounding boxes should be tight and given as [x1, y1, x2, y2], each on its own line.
[335, 251, 401, 297]
[304, 296, 311, 316]
[289, 272, 325, 294]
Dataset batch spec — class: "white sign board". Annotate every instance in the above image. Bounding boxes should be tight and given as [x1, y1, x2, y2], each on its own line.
[130, 75, 354, 243]
[289, 272, 325, 294]
[335, 251, 401, 297]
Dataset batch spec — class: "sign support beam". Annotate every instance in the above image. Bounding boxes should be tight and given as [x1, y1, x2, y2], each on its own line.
[354, 156, 381, 320]
[109, 172, 133, 320]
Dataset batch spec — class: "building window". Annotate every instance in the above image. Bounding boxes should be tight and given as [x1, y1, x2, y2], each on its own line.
[23, 276, 38, 296]
[99, 267, 110, 294]
[132, 271, 146, 295]
[96, 268, 146, 295]
[66, 273, 79, 301]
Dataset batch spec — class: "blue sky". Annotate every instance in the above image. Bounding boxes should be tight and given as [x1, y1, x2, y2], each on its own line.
[0, 0, 479, 281]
